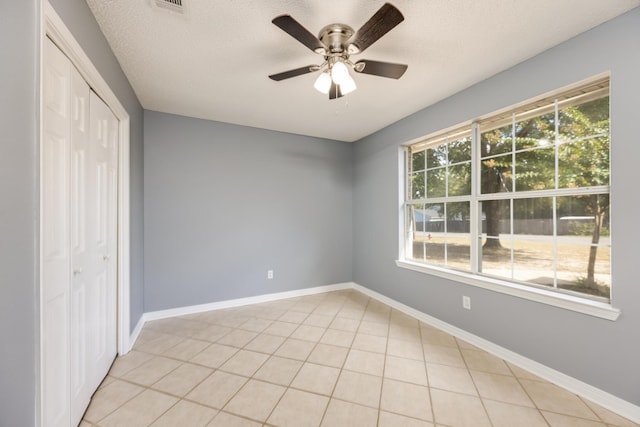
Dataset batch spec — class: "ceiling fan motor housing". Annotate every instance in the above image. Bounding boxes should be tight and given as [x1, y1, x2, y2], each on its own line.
[268, 3, 408, 98]
[318, 24, 354, 55]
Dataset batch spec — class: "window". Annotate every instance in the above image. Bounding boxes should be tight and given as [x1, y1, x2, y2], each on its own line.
[402, 78, 611, 303]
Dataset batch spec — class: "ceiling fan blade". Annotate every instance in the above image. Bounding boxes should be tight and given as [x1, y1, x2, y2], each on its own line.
[354, 60, 408, 79]
[272, 15, 327, 54]
[269, 65, 317, 81]
[329, 82, 343, 100]
[350, 3, 404, 54]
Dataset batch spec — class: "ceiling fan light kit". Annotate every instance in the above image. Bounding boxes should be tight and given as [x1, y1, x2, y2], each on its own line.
[314, 72, 332, 94]
[269, 3, 408, 100]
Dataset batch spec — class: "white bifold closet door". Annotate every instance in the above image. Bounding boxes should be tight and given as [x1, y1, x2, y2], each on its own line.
[42, 37, 118, 427]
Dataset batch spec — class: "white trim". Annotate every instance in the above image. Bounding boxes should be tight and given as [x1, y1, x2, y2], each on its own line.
[400, 76, 614, 320]
[42, 0, 131, 356]
[130, 283, 355, 348]
[351, 283, 640, 424]
[398, 147, 407, 260]
[123, 279, 638, 422]
[38, 4, 45, 426]
[129, 314, 146, 350]
[142, 282, 354, 323]
[396, 259, 620, 320]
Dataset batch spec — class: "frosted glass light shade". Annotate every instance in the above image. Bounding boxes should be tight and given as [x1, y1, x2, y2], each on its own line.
[314, 72, 331, 94]
[331, 61, 349, 85]
[340, 75, 357, 94]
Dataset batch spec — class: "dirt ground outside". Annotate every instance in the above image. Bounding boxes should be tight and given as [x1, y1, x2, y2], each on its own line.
[410, 233, 610, 298]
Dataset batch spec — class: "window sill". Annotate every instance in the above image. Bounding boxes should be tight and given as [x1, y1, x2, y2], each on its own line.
[395, 259, 621, 321]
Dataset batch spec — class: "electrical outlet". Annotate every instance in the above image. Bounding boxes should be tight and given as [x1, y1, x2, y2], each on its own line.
[267, 270, 274, 279]
[462, 296, 471, 310]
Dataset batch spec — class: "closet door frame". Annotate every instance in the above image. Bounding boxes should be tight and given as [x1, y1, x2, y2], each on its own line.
[39, 2, 131, 424]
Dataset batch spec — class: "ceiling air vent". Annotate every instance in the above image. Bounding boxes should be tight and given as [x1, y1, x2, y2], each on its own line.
[154, 0, 184, 14]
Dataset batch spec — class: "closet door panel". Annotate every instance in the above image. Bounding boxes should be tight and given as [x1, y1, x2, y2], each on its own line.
[43, 37, 119, 427]
[88, 92, 118, 393]
[69, 61, 92, 425]
[42, 37, 72, 427]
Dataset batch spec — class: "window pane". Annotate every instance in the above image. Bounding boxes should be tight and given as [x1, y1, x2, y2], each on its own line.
[448, 137, 472, 164]
[515, 147, 555, 191]
[513, 197, 553, 236]
[481, 154, 512, 194]
[425, 235, 446, 266]
[423, 203, 445, 265]
[446, 202, 470, 232]
[410, 171, 425, 199]
[514, 112, 555, 150]
[409, 204, 426, 262]
[446, 202, 470, 271]
[448, 163, 471, 196]
[424, 203, 445, 233]
[559, 96, 609, 143]
[556, 244, 610, 298]
[412, 150, 425, 172]
[556, 194, 610, 298]
[447, 238, 470, 271]
[427, 145, 447, 169]
[558, 137, 609, 188]
[557, 194, 609, 238]
[412, 204, 427, 233]
[404, 79, 610, 302]
[427, 168, 446, 198]
[411, 239, 426, 262]
[480, 199, 511, 277]
[480, 236, 512, 279]
[512, 239, 555, 286]
[481, 199, 510, 240]
[481, 124, 512, 157]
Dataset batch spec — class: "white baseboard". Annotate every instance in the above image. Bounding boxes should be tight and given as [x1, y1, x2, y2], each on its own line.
[143, 282, 354, 322]
[121, 314, 146, 355]
[351, 283, 640, 424]
[123, 280, 638, 423]
[127, 282, 355, 351]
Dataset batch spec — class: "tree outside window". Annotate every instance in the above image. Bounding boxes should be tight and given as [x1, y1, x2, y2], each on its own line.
[405, 79, 610, 301]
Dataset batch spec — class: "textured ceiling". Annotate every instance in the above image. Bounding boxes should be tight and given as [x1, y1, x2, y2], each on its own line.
[86, 0, 639, 142]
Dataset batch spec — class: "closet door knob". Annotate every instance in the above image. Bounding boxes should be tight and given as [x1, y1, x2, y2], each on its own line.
[73, 268, 82, 275]
[103, 255, 110, 261]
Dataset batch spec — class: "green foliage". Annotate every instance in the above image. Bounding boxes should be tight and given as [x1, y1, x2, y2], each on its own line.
[481, 95, 610, 290]
[411, 93, 610, 295]
[481, 97, 610, 215]
[411, 136, 472, 200]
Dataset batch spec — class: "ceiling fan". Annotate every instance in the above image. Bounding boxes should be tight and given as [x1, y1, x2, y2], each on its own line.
[268, 3, 408, 99]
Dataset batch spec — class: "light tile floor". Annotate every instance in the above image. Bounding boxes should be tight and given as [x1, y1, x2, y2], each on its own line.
[81, 290, 638, 427]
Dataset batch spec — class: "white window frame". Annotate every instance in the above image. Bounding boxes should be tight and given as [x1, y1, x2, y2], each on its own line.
[397, 76, 620, 321]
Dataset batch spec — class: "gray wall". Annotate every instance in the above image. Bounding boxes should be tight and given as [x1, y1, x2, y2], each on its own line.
[49, 0, 145, 331]
[0, 2, 39, 426]
[353, 9, 640, 405]
[144, 112, 353, 311]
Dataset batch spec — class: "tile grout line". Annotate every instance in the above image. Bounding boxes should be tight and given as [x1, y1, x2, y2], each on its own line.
[420, 319, 438, 426]
[459, 334, 497, 427]
[312, 292, 354, 427]
[374, 298, 393, 426]
[217, 291, 349, 425]
[84, 289, 635, 426]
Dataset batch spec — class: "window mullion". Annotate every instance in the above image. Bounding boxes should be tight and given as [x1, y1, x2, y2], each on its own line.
[553, 100, 559, 290]
[510, 198, 514, 280]
[511, 113, 516, 194]
[510, 114, 516, 279]
[555, 99, 559, 191]
[471, 123, 480, 274]
[552, 196, 558, 290]
[401, 77, 610, 303]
